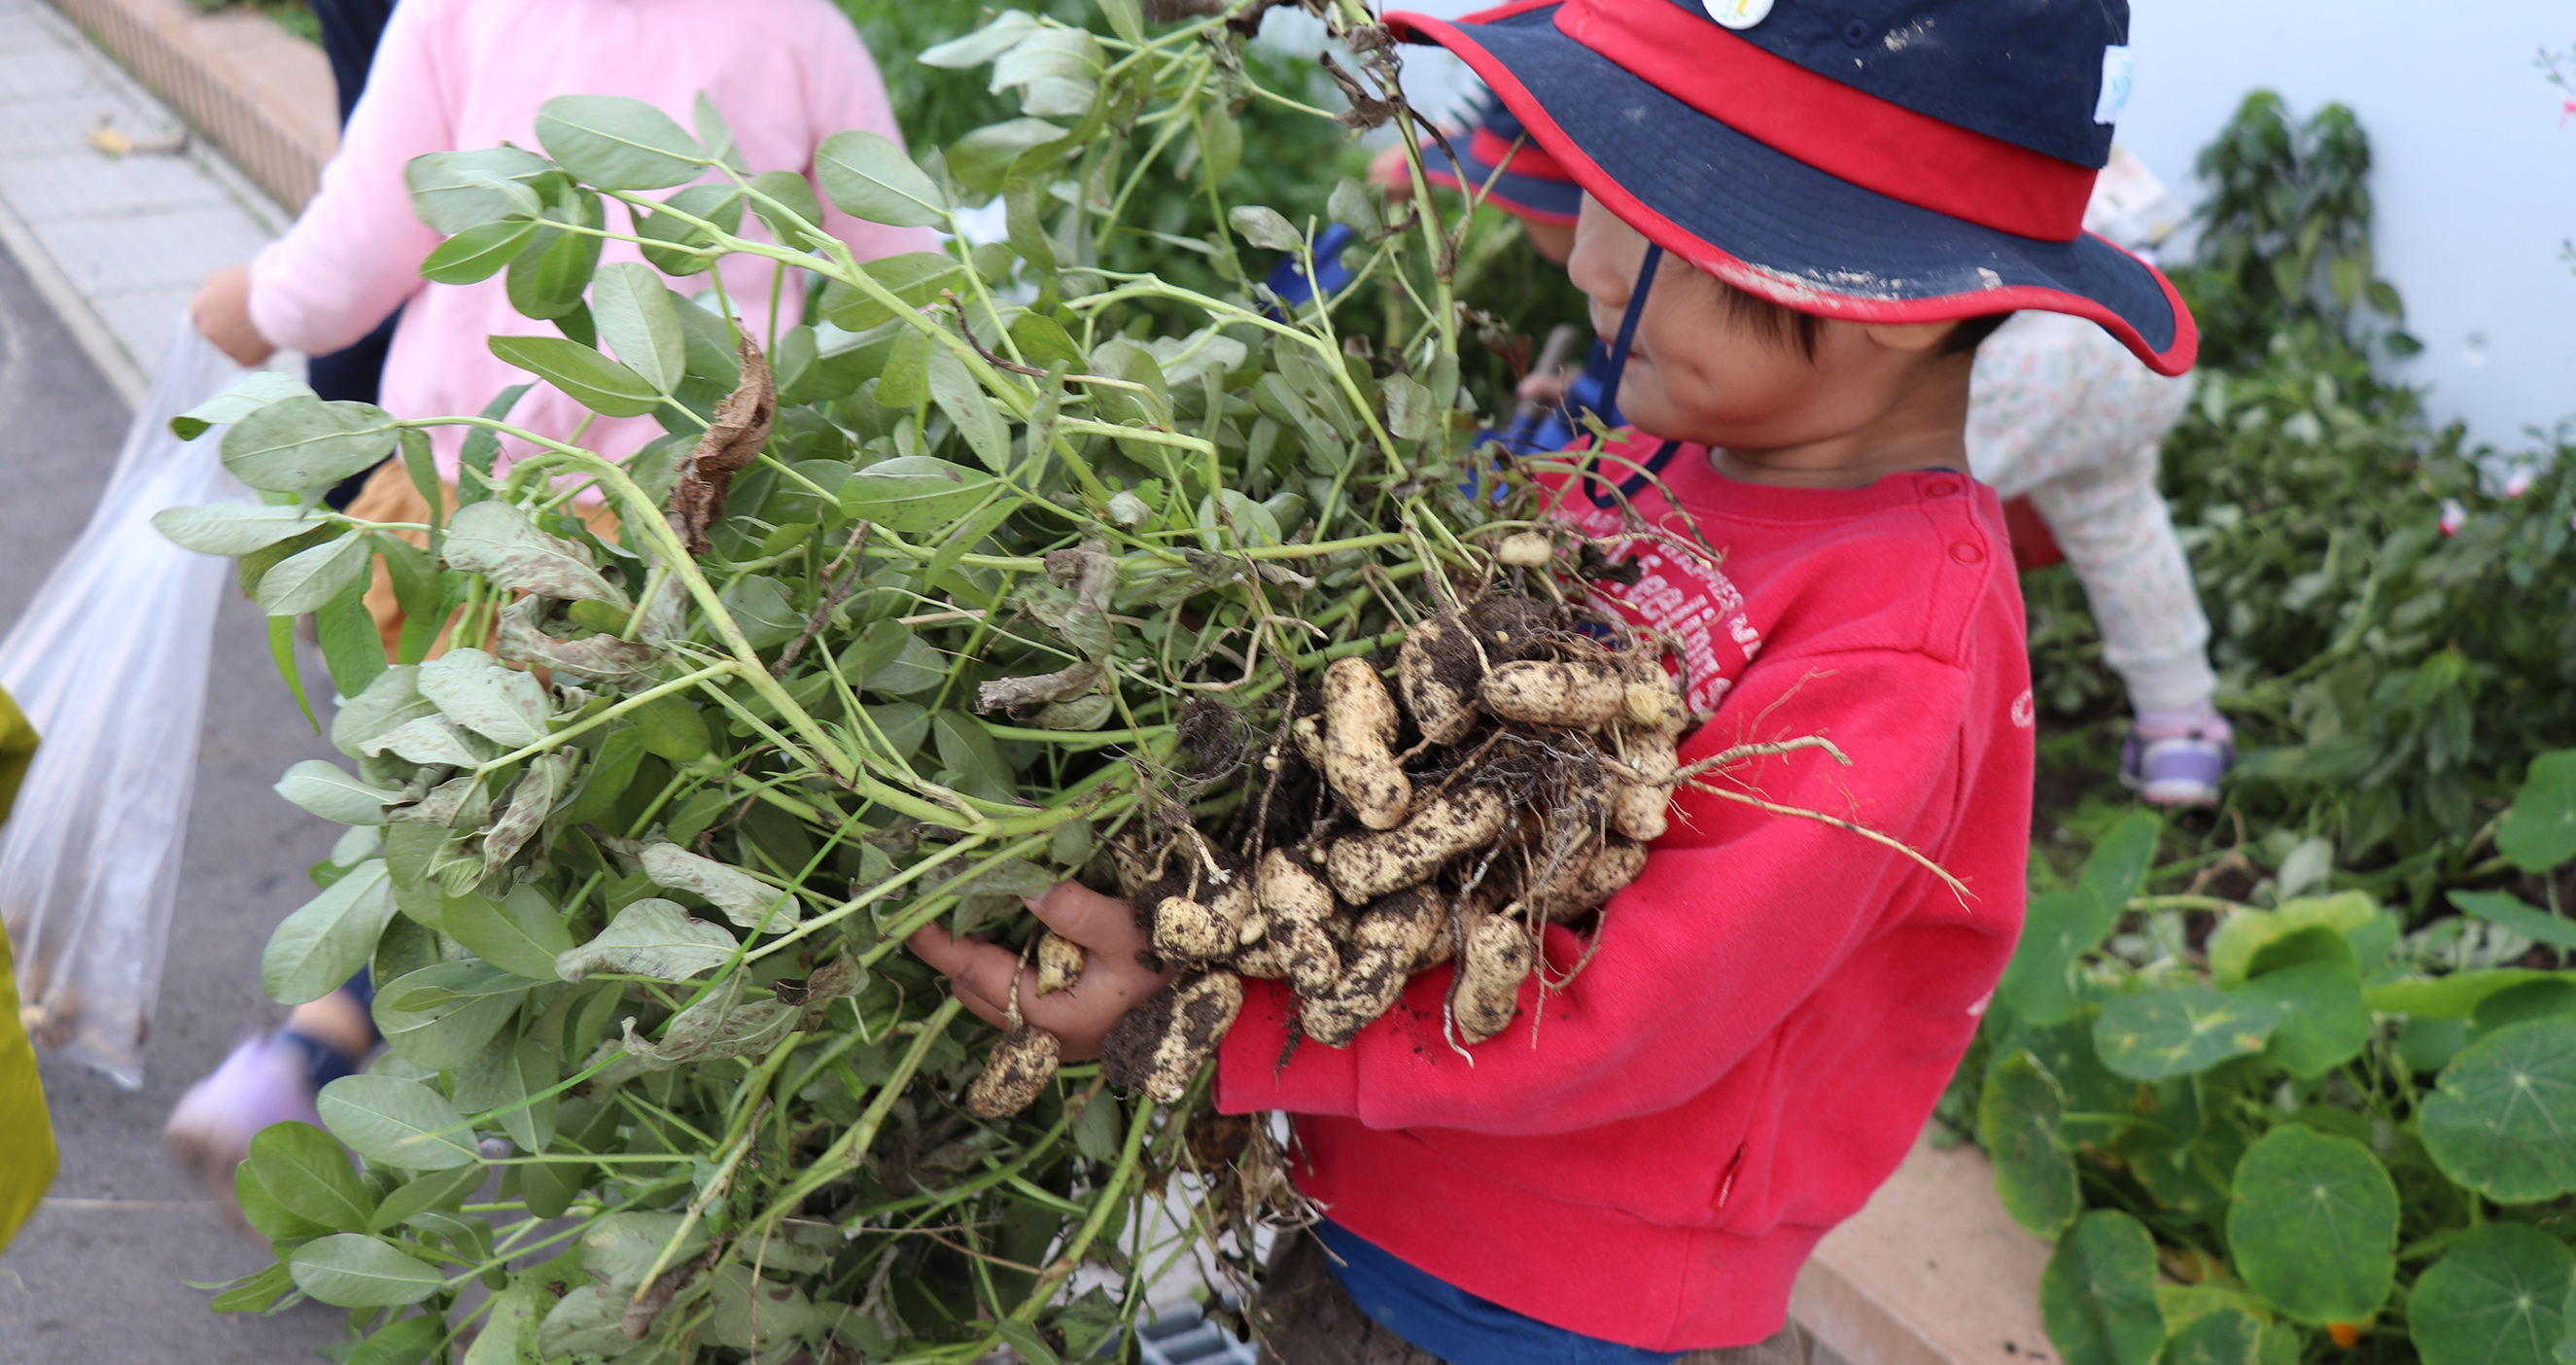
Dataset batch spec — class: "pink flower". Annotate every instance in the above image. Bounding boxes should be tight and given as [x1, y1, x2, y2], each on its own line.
[2440, 499, 2467, 537]
[2504, 471, 2533, 499]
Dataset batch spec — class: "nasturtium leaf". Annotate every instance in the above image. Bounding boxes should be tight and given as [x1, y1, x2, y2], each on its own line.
[927, 346, 1012, 472]
[639, 841, 803, 929]
[1978, 1050, 2078, 1236]
[319, 1073, 482, 1172]
[288, 1234, 443, 1307]
[918, 9, 1039, 67]
[841, 455, 999, 533]
[262, 858, 397, 1005]
[2038, 1210, 2165, 1365]
[274, 758, 401, 825]
[440, 882, 574, 980]
[2419, 1017, 2576, 1203]
[589, 262, 687, 393]
[223, 395, 402, 493]
[2497, 752, 2576, 873]
[247, 1121, 377, 1232]
[405, 147, 551, 233]
[2468, 979, 2576, 1044]
[1229, 204, 1303, 253]
[421, 217, 538, 285]
[534, 94, 704, 190]
[2159, 1307, 2294, 1365]
[815, 129, 947, 228]
[255, 529, 373, 616]
[2237, 958, 2371, 1077]
[2002, 887, 2116, 1025]
[555, 897, 739, 982]
[440, 501, 627, 607]
[2208, 891, 2381, 986]
[2367, 969, 2554, 1019]
[417, 648, 553, 748]
[488, 334, 662, 417]
[2225, 1125, 2398, 1324]
[170, 369, 312, 439]
[154, 502, 331, 555]
[2093, 983, 2281, 1080]
[2450, 891, 2576, 952]
[2408, 1225, 2574, 1365]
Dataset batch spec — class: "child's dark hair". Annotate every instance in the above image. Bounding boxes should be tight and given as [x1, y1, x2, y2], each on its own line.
[1715, 276, 2011, 359]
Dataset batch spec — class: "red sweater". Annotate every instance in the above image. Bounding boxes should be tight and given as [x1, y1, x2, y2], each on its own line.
[1217, 438, 2034, 1351]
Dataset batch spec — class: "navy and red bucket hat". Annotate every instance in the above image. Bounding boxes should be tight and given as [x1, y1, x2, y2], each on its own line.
[1385, 0, 2198, 374]
[1417, 97, 1585, 225]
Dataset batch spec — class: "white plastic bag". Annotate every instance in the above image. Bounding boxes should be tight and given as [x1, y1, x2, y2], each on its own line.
[0, 320, 254, 1089]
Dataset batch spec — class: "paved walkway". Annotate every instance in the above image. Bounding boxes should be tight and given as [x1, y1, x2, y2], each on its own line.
[0, 2, 343, 1360]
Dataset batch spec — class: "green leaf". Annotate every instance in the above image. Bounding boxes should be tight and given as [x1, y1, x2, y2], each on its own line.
[918, 10, 1040, 67]
[464, 1283, 542, 1365]
[455, 1036, 559, 1152]
[417, 648, 552, 748]
[317, 578, 390, 696]
[275, 758, 400, 825]
[997, 1319, 1062, 1365]
[2208, 891, 2381, 986]
[692, 89, 745, 173]
[170, 369, 314, 440]
[748, 168, 825, 247]
[2040, 1210, 2166, 1365]
[288, 1233, 443, 1307]
[153, 502, 332, 555]
[2002, 888, 2117, 1025]
[1071, 1093, 1122, 1163]
[2498, 752, 2576, 873]
[405, 147, 550, 233]
[949, 118, 1069, 195]
[2093, 983, 2281, 1079]
[639, 841, 802, 929]
[589, 262, 687, 393]
[2408, 1225, 2574, 1365]
[262, 859, 397, 1004]
[206, 1261, 296, 1313]
[1229, 204, 1302, 253]
[2367, 968, 2555, 1018]
[507, 193, 605, 320]
[441, 882, 575, 981]
[1010, 313, 1083, 371]
[2159, 1307, 2295, 1365]
[556, 897, 740, 982]
[372, 962, 528, 1070]
[927, 346, 1012, 472]
[841, 455, 999, 533]
[234, 1158, 332, 1243]
[318, 1073, 482, 1172]
[2468, 979, 2576, 1045]
[2420, 1017, 2576, 1203]
[579, 1210, 709, 1296]
[1978, 1050, 2078, 1236]
[815, 129, 948, 228]
[1328, 176, 1382, 234]
[269, 613, 318, 730]
[819, 251, 970, 332]
[223, 396, 401, 493]
[256, 530, 372, 616]
[488, 334, 661, 418]
[368, 1165, 484, 1234]
[2452, 891, 2576, 951]
[440, 501, 628, 606]
[421, 217, 538, 285]
[635, 182, 743, 276]
[2237, 958, 2370, 1077]
[456, 383, 532, 506]
[346, 1312, 444, 1365]
[534, 93, 705, 190]
[933, 709, 1016, 804]
[247, 1121, 377, 1232]
[2225, 1125, 2398, 1324]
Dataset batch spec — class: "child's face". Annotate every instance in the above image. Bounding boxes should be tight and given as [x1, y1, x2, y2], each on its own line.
[1564, 195, 1967, 467]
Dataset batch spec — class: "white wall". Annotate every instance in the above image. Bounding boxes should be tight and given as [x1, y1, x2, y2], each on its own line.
[2117, 0, 2576, 449]
[1317, 0, 2575, 449]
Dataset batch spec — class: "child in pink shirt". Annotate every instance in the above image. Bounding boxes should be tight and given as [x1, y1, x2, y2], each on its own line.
[169, 0, 933, 1201]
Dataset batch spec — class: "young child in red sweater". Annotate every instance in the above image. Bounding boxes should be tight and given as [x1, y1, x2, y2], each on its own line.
[910, 0, 2198, 1359]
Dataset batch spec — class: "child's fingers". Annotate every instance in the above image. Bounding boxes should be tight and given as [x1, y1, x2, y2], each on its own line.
[907, 924, 1027, 1015]
[1021, 881, 1147, 955]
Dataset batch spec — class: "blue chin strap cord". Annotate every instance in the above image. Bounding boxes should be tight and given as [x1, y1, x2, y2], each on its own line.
[1584, 242, 1685, 509]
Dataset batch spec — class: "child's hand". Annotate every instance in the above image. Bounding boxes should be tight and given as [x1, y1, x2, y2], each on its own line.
[191, 264, 275, 368]
[906, 882, 1173, 1061]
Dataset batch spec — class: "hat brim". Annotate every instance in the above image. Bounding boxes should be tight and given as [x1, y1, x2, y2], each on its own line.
[1387, 4, 2197, 374]
[1420, 140, 1584, 225]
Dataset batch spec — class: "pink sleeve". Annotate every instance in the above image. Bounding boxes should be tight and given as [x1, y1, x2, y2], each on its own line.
[245, 0, 452, 357]
[802, 17, 941, 262]
[1218, 648, 1981, 1137]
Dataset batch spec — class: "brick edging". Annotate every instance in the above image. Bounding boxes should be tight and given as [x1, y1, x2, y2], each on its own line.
[48, 0, 333, 211]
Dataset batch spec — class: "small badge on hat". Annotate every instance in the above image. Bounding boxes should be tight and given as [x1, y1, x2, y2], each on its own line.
[2094, 45, 2134, 124]
[1703, 0, 1775, 30]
